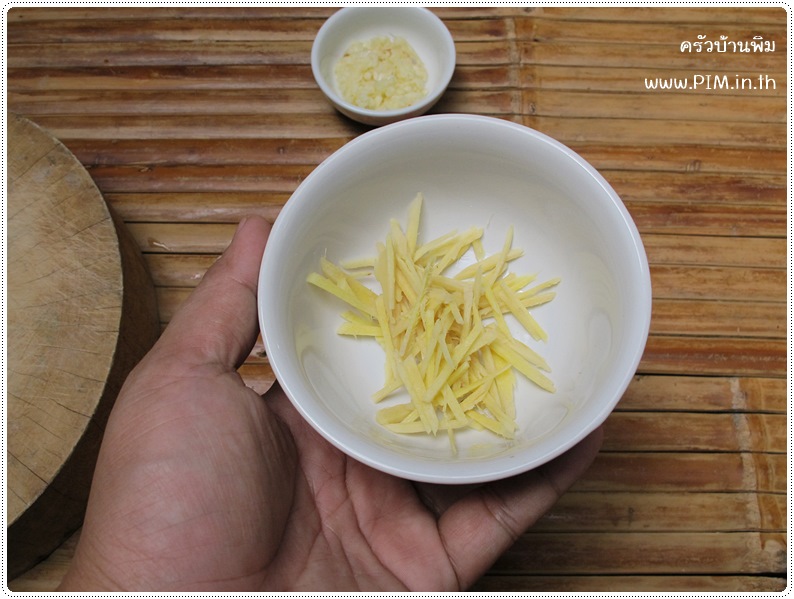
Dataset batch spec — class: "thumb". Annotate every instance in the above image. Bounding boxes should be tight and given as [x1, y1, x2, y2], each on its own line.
[155, 215, 272, 370]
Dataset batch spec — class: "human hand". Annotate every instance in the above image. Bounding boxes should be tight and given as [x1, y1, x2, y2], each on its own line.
[58, 215, 602, 592]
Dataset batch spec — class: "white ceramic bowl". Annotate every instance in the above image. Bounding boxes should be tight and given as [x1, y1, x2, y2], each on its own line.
[311, 7, 456, 126]
[258, 115, 651, 484]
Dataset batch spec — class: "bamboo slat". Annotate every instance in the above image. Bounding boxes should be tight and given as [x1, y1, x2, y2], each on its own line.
[526, 7, 784, 25]
[473, 575, 787, 592]
[7, 6, 786, 593]
[523, 116, 785, 148]
[7, 39, 520, 69]
[619, 375, 786, 413]
[54, 141, 788, 174]
[123, 223, 788, 268]
[108, 193, 287, 224]
[6, 7, 336, 22]
[535, 491, 786, 532]
[493, 531, 786, 575]
[141, 254, 788, 304]
[17, 113, 366, 140]
[602, 412, 785, 452]
[7, 6, 786, 24]
[640, 335, 786, 377]
[579, 452, 786, 493]
[107, 193, 787, 238]
[627, 202, 786, 237]
[521, 16, 787, 46]
[604, 171, 787, 204]
[650, 299, 784, 338]
[6, 65, 321, 91]
[652, 265, 785, 301]
[642, 234, 785, 268]
[87, 168, 791, 205]
[154, 282, 785, 341]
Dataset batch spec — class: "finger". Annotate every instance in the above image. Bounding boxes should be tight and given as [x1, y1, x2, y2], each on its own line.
[156, 215, 272, 370]
[438, 427, 604, 589]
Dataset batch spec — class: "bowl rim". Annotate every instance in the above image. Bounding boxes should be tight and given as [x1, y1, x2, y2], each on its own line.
[259, 114, 652, 483]
[310, 6, 457, 120]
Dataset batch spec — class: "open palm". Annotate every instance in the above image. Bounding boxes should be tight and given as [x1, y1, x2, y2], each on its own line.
[59, 216, 601, 592]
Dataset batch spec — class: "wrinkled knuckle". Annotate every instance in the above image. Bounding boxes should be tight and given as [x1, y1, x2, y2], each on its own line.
[482, 487, 522, 543]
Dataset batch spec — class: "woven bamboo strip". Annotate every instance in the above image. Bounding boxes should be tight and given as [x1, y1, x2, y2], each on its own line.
[6, 7, 336, 22]
[640, 335, 786, 377]
[650, 299, 785, 337]
[641, 234, 785, 268]
[106, 194, 785, 238]
[6, 65, 320, 91]
[628, 202, 786, 237]
[473, 575, 786, 592]
[520, 16, 786, 45]
[10, 86, 784, 123]
[158, 290, 787, 378]
[579, 452, 785, 493]
[535, 491, 785, 532]
[18, 114, 365, 140]
[8, 88, 518, 118]
[85, 167, 791, 207]
[7, 6, 785, 24]
[16, 112, 786, 150]
[619, 375, 786, 413]
[233, 368, 786, 415]
[153, 279, 785, 340]
[606, 170, 786, 204]
[92, 164, 315, 193]
[108, 193, 287, 224]
[19, 540, 781, 592]
[142, 254, 787, 303]
[231, 362, 785, 415]
[523, 116, 785, 149]
[602, 412, 785, 452]
[524, 89, 785, 122]
[52, 140, 785, 174]
[493, 531, 786, 575]
[528, 7, 784, 24]
[6, 39, 515, 69]
[8, 15, 516, 44]
[6, 64, 518, 91]
[125, 223, 787, 269]
[74, 139, 342, 167]
[154, 286, 786, 377]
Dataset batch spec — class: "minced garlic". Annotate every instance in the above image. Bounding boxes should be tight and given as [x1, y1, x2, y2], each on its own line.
[334, 36, 428, 111]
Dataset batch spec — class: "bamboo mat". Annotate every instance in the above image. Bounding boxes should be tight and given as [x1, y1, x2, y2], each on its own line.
[6, 7, 787, 592]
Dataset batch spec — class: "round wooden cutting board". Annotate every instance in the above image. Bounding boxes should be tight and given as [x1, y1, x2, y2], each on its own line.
[7, 113, 160, 580]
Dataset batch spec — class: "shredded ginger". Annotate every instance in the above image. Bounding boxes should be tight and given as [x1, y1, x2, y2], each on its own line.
[334, 36, 428, 111]
[307, 194, 559, 451]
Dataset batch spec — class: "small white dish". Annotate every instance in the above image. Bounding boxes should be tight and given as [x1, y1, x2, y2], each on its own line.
[311, 7, 456, 126]
[258, 115, 652, 484]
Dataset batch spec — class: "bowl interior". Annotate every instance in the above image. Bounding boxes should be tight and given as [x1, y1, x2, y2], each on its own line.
[312, 7, 455, 115]
[259, 116, 650, 483]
